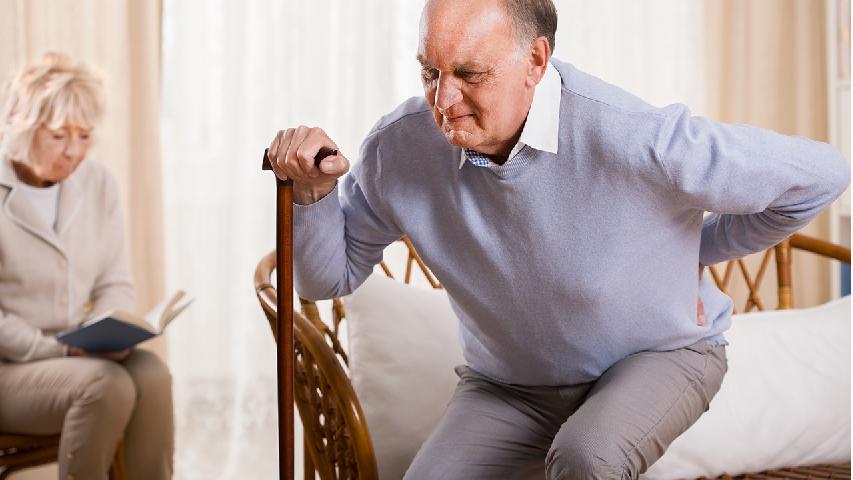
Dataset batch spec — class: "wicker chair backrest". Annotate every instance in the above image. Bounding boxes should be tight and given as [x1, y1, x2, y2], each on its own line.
[255, 251, 378, 480]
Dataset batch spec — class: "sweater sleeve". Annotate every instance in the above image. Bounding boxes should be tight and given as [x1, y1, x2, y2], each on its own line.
[0, 307, 65, 362]
[654, 103, 850, 266]
[87, 171, 134, 320]
[292, 135, 404, 301]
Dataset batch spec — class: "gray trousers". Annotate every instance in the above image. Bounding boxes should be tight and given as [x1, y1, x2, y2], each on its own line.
[0, 349, 174, 480]
[404, 341, 727, 480]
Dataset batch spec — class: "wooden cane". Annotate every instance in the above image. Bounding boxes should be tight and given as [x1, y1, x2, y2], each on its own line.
[262, 146, 338, 480]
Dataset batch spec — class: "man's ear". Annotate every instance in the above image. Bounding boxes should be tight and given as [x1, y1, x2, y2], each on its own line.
[525, 36, 550, 87]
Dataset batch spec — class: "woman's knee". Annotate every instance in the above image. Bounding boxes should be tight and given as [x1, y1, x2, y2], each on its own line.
[123, 349, 173, 399]
[76, 359, 136, 420]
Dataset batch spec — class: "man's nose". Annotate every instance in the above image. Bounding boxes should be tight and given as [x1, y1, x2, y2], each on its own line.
[434, 74, 462, 114]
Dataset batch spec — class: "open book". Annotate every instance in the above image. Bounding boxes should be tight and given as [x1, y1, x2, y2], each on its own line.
[56, 290, 193, 352]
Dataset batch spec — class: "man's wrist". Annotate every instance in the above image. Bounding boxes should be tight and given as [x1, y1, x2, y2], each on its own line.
[293, 182, 336, 205]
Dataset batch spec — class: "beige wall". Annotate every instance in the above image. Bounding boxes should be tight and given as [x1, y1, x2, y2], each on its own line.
[705, 0, 837, 309]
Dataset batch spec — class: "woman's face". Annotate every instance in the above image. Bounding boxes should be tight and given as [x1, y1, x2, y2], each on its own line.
[28, 123, 91, 185]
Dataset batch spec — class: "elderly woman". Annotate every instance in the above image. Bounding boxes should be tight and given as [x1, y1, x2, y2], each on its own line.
[0, 53, 173, 480]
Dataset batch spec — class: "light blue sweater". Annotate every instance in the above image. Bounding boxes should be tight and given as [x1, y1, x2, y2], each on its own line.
[293, 60, 850, 386]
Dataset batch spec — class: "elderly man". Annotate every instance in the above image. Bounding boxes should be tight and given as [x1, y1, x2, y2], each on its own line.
[268, 0, 849, 478]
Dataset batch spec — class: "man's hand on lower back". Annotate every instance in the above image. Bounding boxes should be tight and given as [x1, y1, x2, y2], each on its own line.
[697, 263, 706, 326]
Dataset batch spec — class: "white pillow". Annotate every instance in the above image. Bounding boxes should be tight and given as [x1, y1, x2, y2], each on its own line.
[643, 296, 851, 479]
[344, 274, 464, 480]
[345, 274, 851, 479]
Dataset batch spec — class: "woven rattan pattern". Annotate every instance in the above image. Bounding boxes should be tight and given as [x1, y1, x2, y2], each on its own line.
[255, 252, 378, 480]
[706, 462, 851, 479]
[295, 339, 359, 479]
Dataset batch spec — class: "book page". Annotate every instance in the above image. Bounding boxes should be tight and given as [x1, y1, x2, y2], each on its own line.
[160, 291, 194, 330]
[144, 290, 193, 331]
[143, 294, 176, 331]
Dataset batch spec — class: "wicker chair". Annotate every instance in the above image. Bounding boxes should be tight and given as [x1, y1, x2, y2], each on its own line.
[255, 253, 378, 480]
[0, 435, 126, 480]
[254, 232, 851, 480]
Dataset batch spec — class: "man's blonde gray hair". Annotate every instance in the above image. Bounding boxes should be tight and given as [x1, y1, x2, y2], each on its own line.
[0, 52, 104, 165]
[505, 0, 558, 57]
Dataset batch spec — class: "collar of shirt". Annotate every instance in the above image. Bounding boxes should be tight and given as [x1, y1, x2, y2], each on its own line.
[459, 61, 562, 169]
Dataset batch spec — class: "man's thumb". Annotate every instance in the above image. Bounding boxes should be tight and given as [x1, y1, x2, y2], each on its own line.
[320, 155, 347, 176]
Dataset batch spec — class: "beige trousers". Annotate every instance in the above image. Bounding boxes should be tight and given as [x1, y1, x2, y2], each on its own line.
[0, 349, 174, 480]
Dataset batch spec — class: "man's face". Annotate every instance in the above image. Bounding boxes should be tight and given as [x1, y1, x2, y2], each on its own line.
[418, 0, 536, 157]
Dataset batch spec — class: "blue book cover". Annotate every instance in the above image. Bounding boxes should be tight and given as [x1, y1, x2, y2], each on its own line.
[57, 318, 157, 352]
[56, 290, 193, 353]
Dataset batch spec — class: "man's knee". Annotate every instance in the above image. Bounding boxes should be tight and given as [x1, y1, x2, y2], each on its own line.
[545, 436, 632, 480]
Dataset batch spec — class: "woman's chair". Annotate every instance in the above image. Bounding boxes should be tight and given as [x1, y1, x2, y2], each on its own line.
[255, 233, 851, 480]
[0, 434, 126, 480]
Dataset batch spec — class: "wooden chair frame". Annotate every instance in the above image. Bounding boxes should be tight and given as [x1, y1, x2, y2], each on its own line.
[255, 233, 851, 480]
[256, 252, 378, 480]
[0, 435, 125, 480]
[707, 234, 851, 313]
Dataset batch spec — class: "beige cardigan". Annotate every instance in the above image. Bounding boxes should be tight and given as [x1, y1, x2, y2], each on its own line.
[0, 158, 134, 362]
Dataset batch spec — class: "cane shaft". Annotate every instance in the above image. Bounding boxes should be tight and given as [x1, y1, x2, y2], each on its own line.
[277, 179, 295, 480]
[262, 147, 338, 480]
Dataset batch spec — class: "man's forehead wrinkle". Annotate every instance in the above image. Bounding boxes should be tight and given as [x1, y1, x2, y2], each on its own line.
[419, 34, 491, 69]
[418, 3, 514, 73]
[421, 0, 511, 43]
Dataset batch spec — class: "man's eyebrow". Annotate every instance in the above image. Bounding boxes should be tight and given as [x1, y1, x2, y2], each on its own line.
[453, 62, 488, 72]
[416, 55, 432, 68]
[416, 56, 488, 72]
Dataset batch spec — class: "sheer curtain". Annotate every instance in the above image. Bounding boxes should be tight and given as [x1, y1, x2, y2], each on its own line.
[705, 0, 836, 307]
[160, 1, 706, 478]
[161, 2, 416, 478]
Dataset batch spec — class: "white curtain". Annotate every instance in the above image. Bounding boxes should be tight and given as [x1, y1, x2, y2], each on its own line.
[160, 1, 706, 478]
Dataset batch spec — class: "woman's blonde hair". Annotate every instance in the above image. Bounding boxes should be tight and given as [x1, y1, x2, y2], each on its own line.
[0, 52, 104, 164]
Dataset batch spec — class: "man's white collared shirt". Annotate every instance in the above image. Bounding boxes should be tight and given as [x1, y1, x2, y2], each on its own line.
[459, 62, 561, 169]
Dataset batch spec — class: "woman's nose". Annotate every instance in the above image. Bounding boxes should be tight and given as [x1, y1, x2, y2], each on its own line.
[64, 137, 87, 158]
